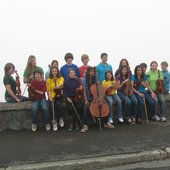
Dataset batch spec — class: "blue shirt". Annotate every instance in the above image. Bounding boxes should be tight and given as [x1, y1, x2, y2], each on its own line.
[64, 78, 79, 98]
[161, 70, 170, 93]
[60, 64, 80, 80]
[131, 75, 147, 93]
[96, 63, 112, 83]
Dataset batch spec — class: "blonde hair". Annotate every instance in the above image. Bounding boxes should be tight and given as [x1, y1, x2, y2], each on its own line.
[81, 54, 89, 62]
[26, 55, 36, 77]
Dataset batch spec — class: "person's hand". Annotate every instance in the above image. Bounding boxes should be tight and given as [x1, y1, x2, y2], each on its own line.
[67, 97, 72, 103]
[16, 98, 21, 103]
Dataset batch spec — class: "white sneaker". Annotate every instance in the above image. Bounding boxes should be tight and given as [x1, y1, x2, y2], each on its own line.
[161, 116, 167, 122]
[118, 117, 124, 123]
[108, 118, 113, 124]
[153, 115, 160, 121]
[45, 124, 51, 131]
[104, 122, 115, 128]
[53, 123, 58, 131]
[59, 118, 64, 127]
[32, 124, 37, 132]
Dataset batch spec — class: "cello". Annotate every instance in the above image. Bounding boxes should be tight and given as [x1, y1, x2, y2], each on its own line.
[89, 68, 109, 131]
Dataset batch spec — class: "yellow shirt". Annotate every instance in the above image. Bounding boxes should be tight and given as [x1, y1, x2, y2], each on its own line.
[46, 77, 64, 98]
[102, 80, 116, 95]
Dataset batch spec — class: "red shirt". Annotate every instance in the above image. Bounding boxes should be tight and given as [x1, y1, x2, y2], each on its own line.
[30, 80, 46, 100]
[78, 65, 89, 78]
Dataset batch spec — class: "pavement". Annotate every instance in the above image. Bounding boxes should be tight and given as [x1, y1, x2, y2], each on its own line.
[1, 120, 170, 170]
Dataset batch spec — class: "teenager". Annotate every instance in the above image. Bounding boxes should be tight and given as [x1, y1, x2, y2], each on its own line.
[96, 53, 113, 83]
[23, 55, 44, 84]
[131, 65, 156, 123]
[3, 63, 28, 103]
[29, 69, 51, 131]
[116, 65, 138, 124]
[146, 61, 167, 122]
[161, 61, 170, 94]
[102, 70, 123, 124]
[115, 58, 132, 77]
[45, 60, 58, 80]
[46, 66, 64, 131]
[60, 53, 80, 80]
[78, 54, 90, 79]
[63, 68, 83, 131]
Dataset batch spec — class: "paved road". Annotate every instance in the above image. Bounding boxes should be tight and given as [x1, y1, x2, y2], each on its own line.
[104, 159, 170, 170]
[0, 120, 170, 168]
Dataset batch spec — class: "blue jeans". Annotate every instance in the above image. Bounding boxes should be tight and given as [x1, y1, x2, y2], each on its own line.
[5, 95, 28, 103]
[31, 98, 50, 124]
[135, 94, 144, 117]
[105, 94, 123, 119]
[117, 91, 137, 117]
[153, 93, 166, 117]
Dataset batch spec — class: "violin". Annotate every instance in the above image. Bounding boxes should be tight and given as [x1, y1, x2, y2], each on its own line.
[105, 81, 116, 96]
[89, 68, 109, 118]
[74, 78, 84, 102]
[124, 79, 133, 96]
[28, 85, 36, 101]
[15, 70, 21, 96]
[53, 79, 64, 100]
[156, 70, 164, 94]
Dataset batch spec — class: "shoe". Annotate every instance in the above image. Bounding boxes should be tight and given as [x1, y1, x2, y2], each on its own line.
[137, 117, 142, 124]
[58, 118, 64, 127]
[68, 128, 73, 132]
[161, 116, 167, 122]
[104, 122, 115, 129]
[131, 117, 136, 125]
[80, 125, 89, 133]
[53, 123, 58, 131]
[32, 124, 37, 132]
[126, 117, 132, 123]
[118, 117, 124, 123]
[152, 115, 160, 121]
[45, 124, 51, 131]
[108, 118, 113, 124]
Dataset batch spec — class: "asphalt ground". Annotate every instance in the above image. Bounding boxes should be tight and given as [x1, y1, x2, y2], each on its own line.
[0, 120, 170, 168]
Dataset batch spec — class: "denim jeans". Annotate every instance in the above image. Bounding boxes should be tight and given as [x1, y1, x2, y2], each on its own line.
[48, 100, 64, 121]
[153, 93, 166, 117]
[117, 91, 137, 117]
[5, 95, 28, 103]
[135, 94, 144, 117]
[31, 98, 50, 124]
[105, 94, 123, 119]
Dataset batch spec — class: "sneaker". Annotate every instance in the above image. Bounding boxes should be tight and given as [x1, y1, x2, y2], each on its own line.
[108, 118, 113, 124]
[59, 118, 64, 127]
[131, 117, 136, 125]
[137, 117, 142, 124]
[126, 117, 132, 123]
[104, 122, 115, 128]
[118, 117, 124, 123]
[161, 116, 167, 122]
[53, 123, 58, 131]
[32, 124, 37, 132]
[152, 115, 160, 121]
[45, 124, 51, 131]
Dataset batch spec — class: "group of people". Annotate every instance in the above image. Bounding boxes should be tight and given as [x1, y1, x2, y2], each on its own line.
[3, 53, 170, 132]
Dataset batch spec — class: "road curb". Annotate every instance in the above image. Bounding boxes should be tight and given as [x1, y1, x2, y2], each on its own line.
[2, 150, 168, 170]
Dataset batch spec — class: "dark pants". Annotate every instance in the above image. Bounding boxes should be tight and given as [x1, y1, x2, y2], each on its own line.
[5, 95, 28, 103]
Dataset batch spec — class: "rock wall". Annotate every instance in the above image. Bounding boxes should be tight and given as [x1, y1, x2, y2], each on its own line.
[0, 94, 170, 132]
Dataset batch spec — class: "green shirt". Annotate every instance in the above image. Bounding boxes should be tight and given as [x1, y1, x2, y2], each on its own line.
[146, 70, 163, 92]
[23, 66, 44, 83]
[3, 75, 17, 97]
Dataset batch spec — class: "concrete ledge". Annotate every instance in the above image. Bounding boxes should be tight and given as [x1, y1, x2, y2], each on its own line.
[0, 94, 170, 132]
[1, 150, 167, 170]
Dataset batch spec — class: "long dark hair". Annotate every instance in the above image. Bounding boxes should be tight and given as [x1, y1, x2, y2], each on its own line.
[85, 67, 96, 89]
[134, 65, 144, 80]
[119, 65, 129, 79]
[49, 66, 61, 79]
[105, 70, 114, 81]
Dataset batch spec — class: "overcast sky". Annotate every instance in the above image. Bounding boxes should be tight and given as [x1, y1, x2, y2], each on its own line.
[0, 0, 170, 101]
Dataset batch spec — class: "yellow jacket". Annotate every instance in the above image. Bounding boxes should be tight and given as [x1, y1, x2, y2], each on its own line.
[102, 80, 116, 95]
[46, 77, 64, 99]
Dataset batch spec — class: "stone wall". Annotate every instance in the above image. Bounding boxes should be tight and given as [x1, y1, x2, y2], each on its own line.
[0, 94, 170, 132]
